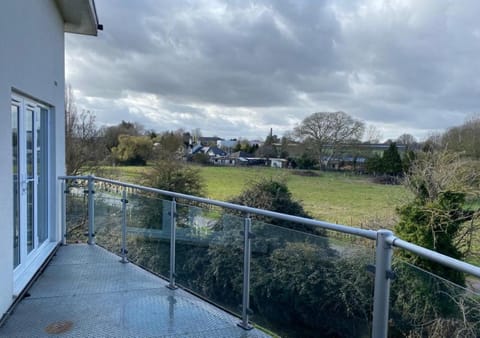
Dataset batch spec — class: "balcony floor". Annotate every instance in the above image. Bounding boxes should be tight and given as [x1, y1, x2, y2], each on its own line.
[0, 244, 270, 338]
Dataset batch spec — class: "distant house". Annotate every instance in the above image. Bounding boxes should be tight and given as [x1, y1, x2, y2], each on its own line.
[192, 145, 226, 157]
[211, 157, 236, 166]
[293, 142, 408, 172]
[206, 146, 227, 157]
[229, 151, 254, 159]
[207, 147, 230, 165]
[0, 0, 100, 319]
[191, 145, 230, 165]
[229, 151, 266, 166]
[321, 143, 407, 171]
[190, 143, 203, 155]
[270, 158, 288, 168]
[322, 155, 367, 172]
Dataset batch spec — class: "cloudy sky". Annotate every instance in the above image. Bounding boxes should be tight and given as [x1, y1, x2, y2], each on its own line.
[66, 0, 480, 142]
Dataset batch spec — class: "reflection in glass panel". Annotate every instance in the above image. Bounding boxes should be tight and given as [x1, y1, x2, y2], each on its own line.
[390, 259, 480, 337]
[26, 108, 34, 253]
[124, 192, 172, 278]
[93, 183, 123, 251]
[175, 204, 243, 316]
[12, 104, 20, 268]
[65, 179, 89, 243]
[250, 220, 375, 337]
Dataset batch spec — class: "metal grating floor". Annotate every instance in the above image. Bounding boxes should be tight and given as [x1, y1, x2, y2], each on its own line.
[0, 244, 271, 338]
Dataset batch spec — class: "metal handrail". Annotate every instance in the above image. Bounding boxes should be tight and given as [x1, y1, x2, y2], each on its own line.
[390, 237, 480, 277]
[59, 175, 378, 240]
[59, 174, 480, 338]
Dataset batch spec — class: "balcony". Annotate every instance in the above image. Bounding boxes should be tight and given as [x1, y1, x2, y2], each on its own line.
[2, 175, 480, 338]
[0, 244, 269, 337]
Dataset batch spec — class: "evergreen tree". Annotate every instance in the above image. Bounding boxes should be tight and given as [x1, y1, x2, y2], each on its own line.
[382, 142, 403, 175]
[395, 191, 469, 285]
[366, 143, 403, 178]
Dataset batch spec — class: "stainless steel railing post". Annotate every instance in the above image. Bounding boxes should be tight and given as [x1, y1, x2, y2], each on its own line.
[61, 180, 67, 245]
[87, 176, 95, 245]
[167, 198, 178, 290]
[238, 215, 253, 330]
[371, 229, 394, 338]
[120, 189, 128, 263]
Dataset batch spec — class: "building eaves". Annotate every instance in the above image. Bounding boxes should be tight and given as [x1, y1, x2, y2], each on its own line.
[55, 0, 102, 36]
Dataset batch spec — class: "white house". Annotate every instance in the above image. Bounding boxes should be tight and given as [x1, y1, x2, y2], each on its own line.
[0, 0, 100, 320]
[270, 158, 288, 168]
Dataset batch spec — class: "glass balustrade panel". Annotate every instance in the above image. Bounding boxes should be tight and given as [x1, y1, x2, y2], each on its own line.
[390, 258, 480, 338]
[64, 178, 89, 244]
[174, 202, 243, 316]
[123, 189, 172, 278]
[250, 221, 375, 338]
[93, 182, 123, 253]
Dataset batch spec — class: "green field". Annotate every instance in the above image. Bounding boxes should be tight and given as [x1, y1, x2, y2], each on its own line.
[198, 166, 409, 226]
[99, 165, 409, 227]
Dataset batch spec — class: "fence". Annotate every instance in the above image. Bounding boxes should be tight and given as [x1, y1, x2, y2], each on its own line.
[60, 175, 480, 338]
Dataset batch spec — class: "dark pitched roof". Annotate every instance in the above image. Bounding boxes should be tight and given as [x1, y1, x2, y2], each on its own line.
[229, 151, 254, 158]
[207, 147, 227, 156]
[191, 144, 203, 154]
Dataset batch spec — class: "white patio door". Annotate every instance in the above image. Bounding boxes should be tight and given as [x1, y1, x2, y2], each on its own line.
[12, 95, 49, 277]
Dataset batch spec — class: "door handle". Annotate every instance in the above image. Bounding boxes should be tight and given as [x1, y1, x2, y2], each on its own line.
[21, 176, 35, 193]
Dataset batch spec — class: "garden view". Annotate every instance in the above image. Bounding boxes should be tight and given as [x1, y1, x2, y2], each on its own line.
[65, 89, 480, 337]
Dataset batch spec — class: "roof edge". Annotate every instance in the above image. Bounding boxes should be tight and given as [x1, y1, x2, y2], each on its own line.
[55, 0, 101, 36]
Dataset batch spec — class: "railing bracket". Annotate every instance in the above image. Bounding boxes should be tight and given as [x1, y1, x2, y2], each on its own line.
[365, 264, 395, 280]
[365, 264, 375, 275]
[237, 322, 253, 331]
[386, 270, 396, 280]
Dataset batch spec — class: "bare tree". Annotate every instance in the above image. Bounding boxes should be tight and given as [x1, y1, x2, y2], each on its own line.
[422, 132, 443, 152]
[396, 133, 417, 149]
[442, 116, 480, 159]
[403, 149, 480, 257]
[65, 85, 104, 175]
[152, 130, 186, 161]
[294, 111, 365, 167]
[364, 125, 383, 144]
[404, 150, 480, 201]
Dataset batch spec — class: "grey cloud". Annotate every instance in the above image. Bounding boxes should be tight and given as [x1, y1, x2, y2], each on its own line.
[68, 0, 342, 107]
[66, 0, 480, 141]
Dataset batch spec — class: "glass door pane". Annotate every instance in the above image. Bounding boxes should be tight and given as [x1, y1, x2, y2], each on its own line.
[26, 108, 35, 254]
[12, 95, 50, 274]
[37, 108, 48, 244]
[12, 104, 20, 268]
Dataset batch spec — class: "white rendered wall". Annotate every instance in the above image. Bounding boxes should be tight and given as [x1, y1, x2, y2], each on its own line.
[0, 0, 65, 317]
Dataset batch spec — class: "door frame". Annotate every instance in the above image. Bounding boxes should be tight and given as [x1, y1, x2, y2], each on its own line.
[12, 93, 53, 291]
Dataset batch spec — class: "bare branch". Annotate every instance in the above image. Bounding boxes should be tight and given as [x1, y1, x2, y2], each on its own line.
[294, 111, 365, 167]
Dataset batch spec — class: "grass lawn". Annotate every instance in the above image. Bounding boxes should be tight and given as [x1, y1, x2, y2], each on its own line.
[98, 165, 410, 227]
[197, 166, 409, 226]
